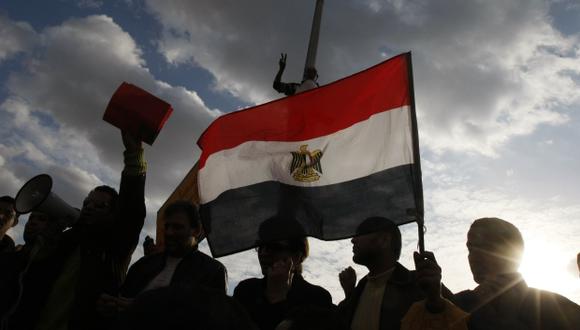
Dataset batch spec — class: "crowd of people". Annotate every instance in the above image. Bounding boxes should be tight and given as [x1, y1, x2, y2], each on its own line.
[1, 131, 580, 330]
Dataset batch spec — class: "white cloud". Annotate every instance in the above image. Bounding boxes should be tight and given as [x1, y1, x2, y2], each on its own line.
[147, 0, 580, 156]
[3, 14, 220, 195]
[0, 14, 37, 63]
[0, 98, 107, 206]
[1, 14, 219, 251]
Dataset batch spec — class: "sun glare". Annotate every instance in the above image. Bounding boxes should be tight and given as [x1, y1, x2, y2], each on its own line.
[518, 235, 579, 299]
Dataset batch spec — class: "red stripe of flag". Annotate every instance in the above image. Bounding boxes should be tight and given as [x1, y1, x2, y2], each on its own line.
[197, 53, 410, 169]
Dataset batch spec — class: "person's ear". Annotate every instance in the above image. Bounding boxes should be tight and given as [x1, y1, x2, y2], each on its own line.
[378, 233, 391, 250]
[191, 225, 203, 240]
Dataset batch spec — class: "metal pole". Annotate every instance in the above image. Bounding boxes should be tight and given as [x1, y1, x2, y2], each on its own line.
[303, 0, 324, 80]
[406, 52, 426, 253]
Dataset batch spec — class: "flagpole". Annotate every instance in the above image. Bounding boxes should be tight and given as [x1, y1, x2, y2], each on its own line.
[303, 0, 324, 80]
[405, 52, 426, 254]
[417, 215, 425, 254]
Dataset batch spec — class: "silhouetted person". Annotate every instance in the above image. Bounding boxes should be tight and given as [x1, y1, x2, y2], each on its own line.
[460, 218, 580, 329]
[97, 201, 227, 318]
[117, 285, 257, 330]
[273, 53, 318, 96]
[337, 217, 453, 330]
[0, 211, 66, 327]
[0, 196, 19, 254]
[22, 211, 67, 248]
[2, 131, 147, 330]
[142, 235, 158, 256]
[416, 217, 580, 330]
[123, 201, 226, 294]
[234, 216, 333, 330]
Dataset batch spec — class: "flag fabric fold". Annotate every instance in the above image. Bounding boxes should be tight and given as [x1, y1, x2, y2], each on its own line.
[197, 53, 423, 257]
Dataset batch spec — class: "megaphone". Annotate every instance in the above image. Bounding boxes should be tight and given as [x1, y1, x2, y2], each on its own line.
[15, 174, 80, 227]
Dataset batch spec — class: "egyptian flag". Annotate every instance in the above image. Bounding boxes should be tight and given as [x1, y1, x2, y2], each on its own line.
[198, 53, 423, 257]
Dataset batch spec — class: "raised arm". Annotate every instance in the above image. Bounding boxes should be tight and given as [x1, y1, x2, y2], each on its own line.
[273, 53, 287, 90]
[273, 53, 298, 96]
[114, 131, 147, 257]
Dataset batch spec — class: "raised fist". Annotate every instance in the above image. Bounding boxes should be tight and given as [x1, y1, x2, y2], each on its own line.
[278, 53, 287, 69]
[339, 266, 357, 297]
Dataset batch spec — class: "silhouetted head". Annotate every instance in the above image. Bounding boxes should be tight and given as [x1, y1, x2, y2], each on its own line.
[0, 196, 19, 237]
[23, 211, 65, 244]
[304, 67, 318, 81]
[78, 185, 118, 226]
[163, 201, 201, 257]
[256, 216, 309, 275]
[351, 217, 401, 267]
[467, 217, 524, 284]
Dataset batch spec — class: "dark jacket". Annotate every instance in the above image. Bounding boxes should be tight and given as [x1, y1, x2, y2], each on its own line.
[233, 274, 334, 330]
[0, 245, 62, 327]
[455, 274, 580, 330]
[0, 248, 27, 321]
[118, 285, 258, 330]
[0, 235, 15, 254]
[3, 173, 146, 330]
[121, 247, 227, 297]
[338, 262, 454, 330]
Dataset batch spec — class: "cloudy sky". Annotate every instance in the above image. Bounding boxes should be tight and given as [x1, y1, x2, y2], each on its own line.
[1, 0, 579, 304]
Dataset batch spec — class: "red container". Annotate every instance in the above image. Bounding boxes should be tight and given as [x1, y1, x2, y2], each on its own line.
[103, 82, 173, 145]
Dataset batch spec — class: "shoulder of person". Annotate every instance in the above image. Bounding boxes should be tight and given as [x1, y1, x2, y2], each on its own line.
[441, 282, 456, 301]
[233, 277, 262, 298]
[130, 251, 165, 269]
[526, 287, 580, 312]
[187, 249, 226, 270]
[352, 274, 369, 290]
[234, 277, 262, 290]
[295, 276, 333, 303]
[451, 289, 477, 311]
[298, 276, 328, 292]
[454, 289, 474, 298]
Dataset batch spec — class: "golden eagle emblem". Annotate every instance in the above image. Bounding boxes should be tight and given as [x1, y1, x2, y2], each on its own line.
[290, 144, 323, 182]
